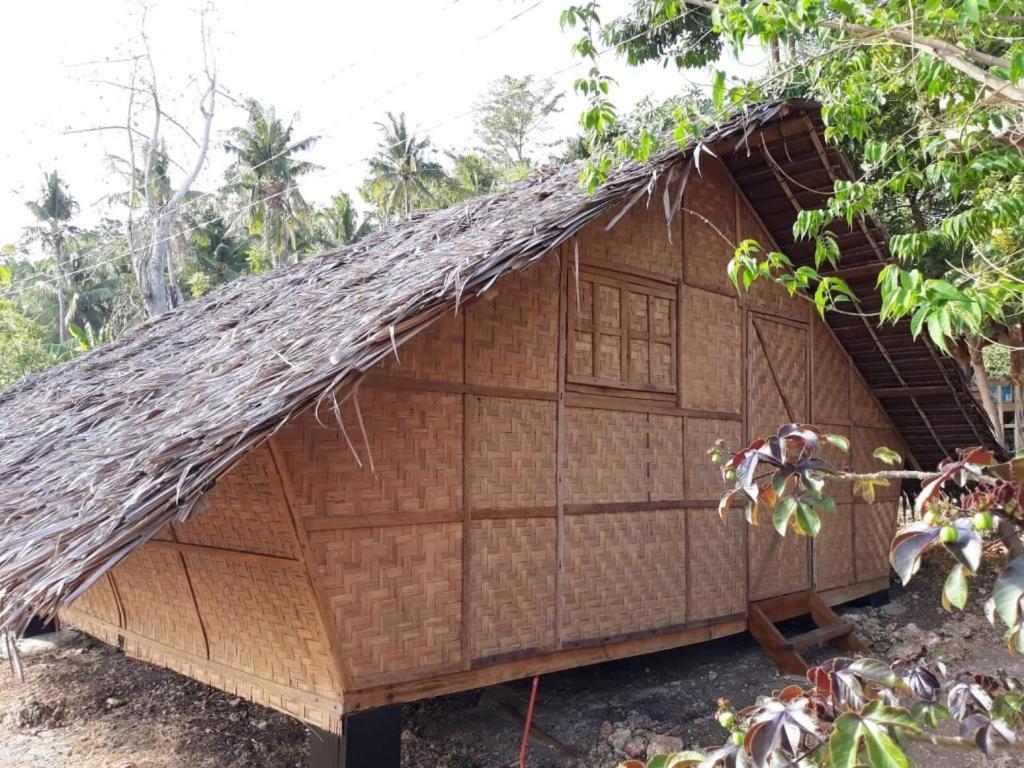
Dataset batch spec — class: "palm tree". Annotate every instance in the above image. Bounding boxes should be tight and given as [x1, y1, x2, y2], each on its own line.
[23, 172, 78, 343]
[362, 112, 447, 222]
[316, 193, 374, 246]
[224, 100, 320, 269]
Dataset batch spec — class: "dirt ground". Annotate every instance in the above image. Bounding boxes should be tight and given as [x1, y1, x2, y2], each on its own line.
[2, 549, 1022, 768]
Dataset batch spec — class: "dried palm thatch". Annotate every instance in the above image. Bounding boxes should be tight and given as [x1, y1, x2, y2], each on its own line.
[0, 100, 798, 637]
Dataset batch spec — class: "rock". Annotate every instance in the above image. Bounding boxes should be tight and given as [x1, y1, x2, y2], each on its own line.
[15, 699, 64, 729]
[623, 736, 648, 759]
[647, 734, 684, 759]
[879, 602, 907, 617]
[608, 727, 631, 751]
[254, 719, 268, 730]
[104, 697, 126, 709]
[599, 721, 613, 739]
[708, 670, 718, 681]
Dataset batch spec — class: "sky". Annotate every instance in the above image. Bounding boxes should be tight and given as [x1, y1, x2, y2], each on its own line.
[0, 0, 766, 245]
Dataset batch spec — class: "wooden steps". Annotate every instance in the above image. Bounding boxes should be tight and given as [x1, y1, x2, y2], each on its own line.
[748, 591, 867, 675]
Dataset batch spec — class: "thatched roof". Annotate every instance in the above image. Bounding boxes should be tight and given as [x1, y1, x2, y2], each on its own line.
[0, 99, 999, 636]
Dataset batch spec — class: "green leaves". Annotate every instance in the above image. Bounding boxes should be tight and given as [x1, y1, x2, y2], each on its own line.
[773, 496, 799, 536]
[796, 501, 822, 537]
[991, 557, 1024, 630]
[943, 564, 969, 612]
[711, 69, 726, 110]
[825, 433, 850, 453]
[828, 702, 917, 768]
[873, 446, 902, 466]
[890, 522, 941, 585]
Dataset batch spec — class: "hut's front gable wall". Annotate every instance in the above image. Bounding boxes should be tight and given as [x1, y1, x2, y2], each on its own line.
[60, 444, 343, 730]
[63, 154, 913, 719]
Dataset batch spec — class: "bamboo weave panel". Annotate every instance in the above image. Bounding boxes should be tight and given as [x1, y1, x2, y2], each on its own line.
[649, 414, 685, 501]
[580, 179, 682, 278]
[310, 523, 463, 687]
[377, 310, 464, 383]
[274, 389, 463, 518]
[850, 373, 890, 427]
[855, 500, 897, 582]
[111, 546, 206, 658]
[737, 196, 806, 321]
[64, 576, 120, 628]
[684, 159, 736, 294]
[174, 445, 299, 559]
[748, 523, 812, 601]
[747, 316, 812, 598]
[467, 396, 556, 509]
[561, 510, 687, 642]
[687, 508, 747, 620]
[811, 321, 851, 423]
[59, 609, 120, 646]
[469, 518, 556, 659]
[466, 257, 559, 392]
[183, 553, 338, 698]
[679, 287, 742, 413]
[685, 418, 742, 501]
[151, 525, 175, 542]
[815, 503, 855, 591]
[564, 407, 649, 504]
[748, 318, 808, 442]
[121, 635, 339, 731]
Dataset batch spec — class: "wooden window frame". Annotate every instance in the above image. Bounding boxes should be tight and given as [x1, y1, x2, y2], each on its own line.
[566, 266, 678, 396]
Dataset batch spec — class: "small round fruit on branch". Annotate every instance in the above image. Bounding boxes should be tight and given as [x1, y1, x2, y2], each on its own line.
[973, 511, 995, 532]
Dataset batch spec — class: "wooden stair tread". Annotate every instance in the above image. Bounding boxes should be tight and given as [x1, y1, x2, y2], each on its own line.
[777, 621, 853, 652]
[748, 591, 867, 674]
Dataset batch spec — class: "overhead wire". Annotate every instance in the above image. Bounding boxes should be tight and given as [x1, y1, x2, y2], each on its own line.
[3, 9, 697, 300]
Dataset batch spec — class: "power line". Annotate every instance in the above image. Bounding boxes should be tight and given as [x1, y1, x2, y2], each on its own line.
[3, 10, 691, 301]
[108, 0, 549, 225]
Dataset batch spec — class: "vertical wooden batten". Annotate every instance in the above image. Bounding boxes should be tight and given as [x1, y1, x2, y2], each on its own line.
[555, 247, 569, 649]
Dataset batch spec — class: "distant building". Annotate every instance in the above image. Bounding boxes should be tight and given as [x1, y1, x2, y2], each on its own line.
[987, 379, 1020, 453]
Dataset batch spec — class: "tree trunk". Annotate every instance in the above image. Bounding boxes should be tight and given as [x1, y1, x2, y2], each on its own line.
[968, 338, 1003, 446]
[1011, 324, 1024, 453]
[144, 212, 173, 317]
[55, 284, 68, 345]
[53, 240, 70, 344]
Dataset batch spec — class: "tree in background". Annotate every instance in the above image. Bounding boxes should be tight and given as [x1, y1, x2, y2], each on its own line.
[224, 99, 320, 270]
[177, 201, 254, 299]
[117, 5, 217, 318]
[474, 75, 563, 169]
[563, 0, 1024, 446]
[0, 263, 63, 389]
[22, 172, 79, 344]
[362, 112, 447, 223]
[434, 152, 503, 206]
[302, 192, 375, 253]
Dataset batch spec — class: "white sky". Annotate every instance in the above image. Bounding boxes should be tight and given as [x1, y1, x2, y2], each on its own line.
[0, 0, 766, 245]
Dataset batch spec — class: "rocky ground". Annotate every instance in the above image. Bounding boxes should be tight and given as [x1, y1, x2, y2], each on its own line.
[1, 549, 1021, 767]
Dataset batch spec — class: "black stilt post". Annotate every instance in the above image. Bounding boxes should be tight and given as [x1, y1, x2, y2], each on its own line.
[309, 706, 401, 768]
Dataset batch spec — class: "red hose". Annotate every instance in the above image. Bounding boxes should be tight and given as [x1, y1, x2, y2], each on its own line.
[518, 675, 540, 768]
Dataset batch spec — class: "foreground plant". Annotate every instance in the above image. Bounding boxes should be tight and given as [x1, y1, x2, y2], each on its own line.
[639, 424, 1024, 766]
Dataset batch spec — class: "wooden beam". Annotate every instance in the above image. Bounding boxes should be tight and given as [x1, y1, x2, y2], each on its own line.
[872, 385, 955, 398]
[343, 617, 747, 712]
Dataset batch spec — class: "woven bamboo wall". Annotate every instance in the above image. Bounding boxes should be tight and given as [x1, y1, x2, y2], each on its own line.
[60, 444, 344, 730]
[62, 159, 907, 718]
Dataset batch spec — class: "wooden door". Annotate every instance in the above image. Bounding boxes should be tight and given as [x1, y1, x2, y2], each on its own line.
[746, 315, 813, 600]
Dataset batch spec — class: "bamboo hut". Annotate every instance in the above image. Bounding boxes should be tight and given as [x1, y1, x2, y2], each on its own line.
[0, 100, 1001, 761]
